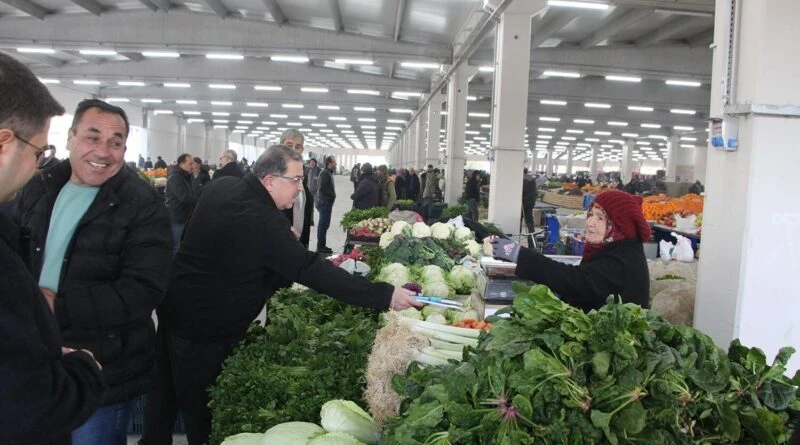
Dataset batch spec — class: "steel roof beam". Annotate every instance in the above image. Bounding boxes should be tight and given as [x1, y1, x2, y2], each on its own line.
[12, 51, 66, 67]
[328, 0, 343, 33]
[393, 0, 407, 42]
[137, 0, 158, 11]
[70, 0, 105, 15]
[636, 16, 709, 47]
[263, 0, 286, 26]
[202, 0, 230, 18]
[580, 7, 654, 48]
[531, 10, 580, 48]
[0, 0, 50, 19]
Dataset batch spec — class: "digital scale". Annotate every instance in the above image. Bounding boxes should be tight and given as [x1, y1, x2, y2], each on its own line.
[476, 256, 582, 304]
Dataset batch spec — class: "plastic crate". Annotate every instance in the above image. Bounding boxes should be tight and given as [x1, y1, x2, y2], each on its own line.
[127, 395, 185, 435]
[544, 215, 560, 245]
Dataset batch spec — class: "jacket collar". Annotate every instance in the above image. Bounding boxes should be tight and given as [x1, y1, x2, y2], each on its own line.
[42, 159, 129, 196]
[243, 174, 278, 210]
[0, 213, 21, 252]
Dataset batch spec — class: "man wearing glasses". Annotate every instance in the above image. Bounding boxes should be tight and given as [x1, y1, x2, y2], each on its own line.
[212, 148, 243, 180]
[142, 145, 421, 445]
[0, 53, 106, 444]
[7, 98, 172, 445]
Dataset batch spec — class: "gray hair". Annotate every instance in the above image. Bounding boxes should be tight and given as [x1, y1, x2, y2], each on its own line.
[279, 128, 305, 144]
[222, 149, 238, 163]
[253, 144, 303, 179]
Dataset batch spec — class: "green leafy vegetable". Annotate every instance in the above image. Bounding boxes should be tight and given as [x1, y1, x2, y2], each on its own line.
[341, 207, 390, 230]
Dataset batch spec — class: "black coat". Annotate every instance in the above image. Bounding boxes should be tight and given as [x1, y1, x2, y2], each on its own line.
[351, 173, 379, 209]
[7, 160, 173, 405]
[159, 175, 394, 343]
[317, 167, 336, 203]
[406, 173, 420, 201]
[213, 162, 243, 180]
[154, 159, 167, 169]
[514, 238, 649, 312]
[194, 167, 211, 193]
[463, 178, 480, 200]
[522, 175, 537, 208]
[0, 214, 106, 445]
[395, 175, 407, 200]
[165, 168, 196, 224]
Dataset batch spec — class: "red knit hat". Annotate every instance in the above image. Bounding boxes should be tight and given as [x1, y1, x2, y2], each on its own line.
[592, 191, 651, 242]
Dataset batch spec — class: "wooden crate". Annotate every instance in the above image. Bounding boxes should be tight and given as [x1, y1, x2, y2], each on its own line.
[542, 190, 584, 210]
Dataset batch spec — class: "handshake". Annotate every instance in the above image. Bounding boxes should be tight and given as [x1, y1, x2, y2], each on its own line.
[483, 236, 521, 263]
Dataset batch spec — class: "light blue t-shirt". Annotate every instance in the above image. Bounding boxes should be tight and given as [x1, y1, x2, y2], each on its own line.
[38, 181, 100, 292]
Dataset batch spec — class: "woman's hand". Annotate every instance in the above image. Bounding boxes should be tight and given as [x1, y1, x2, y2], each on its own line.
[488, 236, 521, 263]
[390, 287, 423, 310]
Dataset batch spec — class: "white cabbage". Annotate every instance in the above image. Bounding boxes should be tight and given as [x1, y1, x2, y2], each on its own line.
[429, 222, 454, 240]
[390, 220, 410, 236]
[379, 232, 395, 249]
[260, 422, 324, 445]
[411, 222, 432, 238]
[319, 400, 381, 444]
[454, 226, 473, 241]
[221, 433, 263, 445]
[307, 432, 367, 445]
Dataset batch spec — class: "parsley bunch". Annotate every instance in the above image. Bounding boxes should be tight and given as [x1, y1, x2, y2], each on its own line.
[384, 284, 800, 444]
[208, 288, 381, 444]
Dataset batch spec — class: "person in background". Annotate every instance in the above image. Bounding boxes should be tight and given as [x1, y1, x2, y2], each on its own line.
[406, 167, 420, 202]
[315, 155, 337, 254]
[395, 168, 407, 200]
[145, 156, 153, 169]
[421, 166, 438, 213]
[154, 155, 167, 169]
[522, 167, 537, 234]
[165, 153, 197, 255]
[8, 98, 172, 445]
[350, 162, 361, 192]
[351, 163, 378, 209]
[376, 164, 396, 210]
[489, 190, 650, 313]
[419, 164, 433, 199]
[463, 170, 481, 221]
[280, 129, 313, 248]
[688, 180, 704, 195]
[147, 145, 421, 445]
[0, 50, 106, 445]
[239, 157, 251, 175]
[213, 149, 243, 180]
[138, 154, 145, 169]
[192, 156, 211, 192]
[306, 158, 321, 201]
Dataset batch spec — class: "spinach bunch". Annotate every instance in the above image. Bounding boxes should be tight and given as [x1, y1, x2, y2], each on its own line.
[384, 284, 800, 444]
[383, 236, 455, 271]
[208, 288, 381, 444]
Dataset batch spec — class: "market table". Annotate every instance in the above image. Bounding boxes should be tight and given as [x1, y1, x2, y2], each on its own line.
[651, 224, 701, 257]
[342, 233, 379, 254]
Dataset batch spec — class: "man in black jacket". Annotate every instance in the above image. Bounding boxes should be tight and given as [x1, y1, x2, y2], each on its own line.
[165, 153, 197, 255]
[280, 129, 313, 247]
[406, 167, 420, 202]
[143, 145, 420, 445]
[8, 99, 172, 445]
[315, 155, 337, 253]
[351, 163, 379, 209]
[154, 155, 167, 169]
[522, 168, 537, 233]
[0, 51, 106, 445]
[213, 149, 243, 179]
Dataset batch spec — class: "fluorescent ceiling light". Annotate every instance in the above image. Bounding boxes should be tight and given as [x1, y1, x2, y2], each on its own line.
[329, 116, 347, 121]
[478, 66, 495, 72]
[213, 119, 228, 123]
[164, 82, 191, 88]
[347, 89, 380, 96]
[585, 102, 611, 109]
[385, 126, 402, 131]
[566, 129, 584, 134]
[680, 144, 696, 148]
[38, 78, 60, 84]
[214, 125, 228, 129]
[187, 118, 204, 123]
[299, 115, 317, 120]
[400, 61, 441, 69]
[394, 91, 422, 97]
[540, 100, 568, 106]
[481, 124, 492, 129]
[621, 133, 639, 138]
[573, 119, 594, 124]
[608, 139, 624, 144]
[561, 136, 577, 141]
[648, 135, 668, 139]
[641, 123, 661, 128]
[354, 106, 376, 112]
[594, 131, 612, 135]
[176, 100, 197, 105]
[141, 98, 162, 103]
[604, 121, 627, 127]
[680, 136, 697, 141]
[333, 58, 373, 65]
[211, 101, 233, 106]
[261, 121, 278, 125]
[358, 118, 376, 122]
[387, 119, 406, 123]
[73, 80, 101, 85]
[17, 47, 55, 54]
[666, 79, 702, 87]
[671, 109, 696, 115]
[605, 75, 642, 83]
[254, 85, 282, 91]
[390, 108, 413, 114]
[537, 135, 553, 139]
[585, 138, 600, 142]
[468, 112, 490, 118]
[241, 113, 259, 117]
[206, 53, 244, 60]
[636, 141, 651, 145]
[628, 105, 654, 112]
[153, 110, 173, 115]
[247, 102, 269, 107]
[209, 84, 236, 89]
[183, 111, 202, 115]
[80, 49, 117, 56]
[105, 98, 129, 102]
[539, 117, 561, 122]
[318, 105, 339, 110]
[542, 70, 581, 78]
[212, 112, 230, 116]
[301, 87, 329, 93]
[601, 144, 614, 148]
[538, 128, 556, 132]
[548, 0, 609, 9]
[271, 55, 310, 63]
[674, 126, 694, 131]
[311, 123, 327, 127]
[654, 8, 713, 17]
[142, 51, 180, 58]
[282, 104, 304, 109]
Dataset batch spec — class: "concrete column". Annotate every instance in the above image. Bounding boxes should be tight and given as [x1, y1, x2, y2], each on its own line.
[487, 0, 546, 232]
[565, 146, 574, 175]
[665, 134, 678, 181]
[545, 148, 554, 176]
[694, 144, 708, 183]
[426, 92, 443, 168]
[415, 116, 425, 170]
[444, 64, 475, 205]
[695, 0, 800, 372]
[588, 144, 599, 176]
[620, 139, 635, 184]
[407, 121, 417, 168]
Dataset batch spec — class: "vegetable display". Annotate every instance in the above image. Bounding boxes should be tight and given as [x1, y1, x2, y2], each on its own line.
[341, 207, 390, 230]
[441, 204, 468, 219]
[348, 218, 393, 238]
[382, 284, 800, 444]
[209, 289, 381, 444]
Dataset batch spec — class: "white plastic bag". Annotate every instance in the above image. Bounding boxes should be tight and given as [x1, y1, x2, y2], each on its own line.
[671, 232, 694, 262]
[674, 214, 697, 233]
[659, 240, 674, 261]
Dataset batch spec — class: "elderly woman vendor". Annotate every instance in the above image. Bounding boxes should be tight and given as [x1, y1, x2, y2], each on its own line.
[489, 190, 651, 311]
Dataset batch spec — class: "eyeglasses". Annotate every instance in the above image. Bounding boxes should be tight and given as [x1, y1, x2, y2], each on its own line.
[273, 175, 304, 184]
[15, 134, 55, 168]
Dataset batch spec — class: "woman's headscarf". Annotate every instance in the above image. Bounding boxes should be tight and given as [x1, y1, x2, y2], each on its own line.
[582, 190, 651, 261]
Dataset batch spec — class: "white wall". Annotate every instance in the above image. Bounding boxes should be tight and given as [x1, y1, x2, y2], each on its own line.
[148, 114, 180, 164]
[184, 122, 207, 162]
